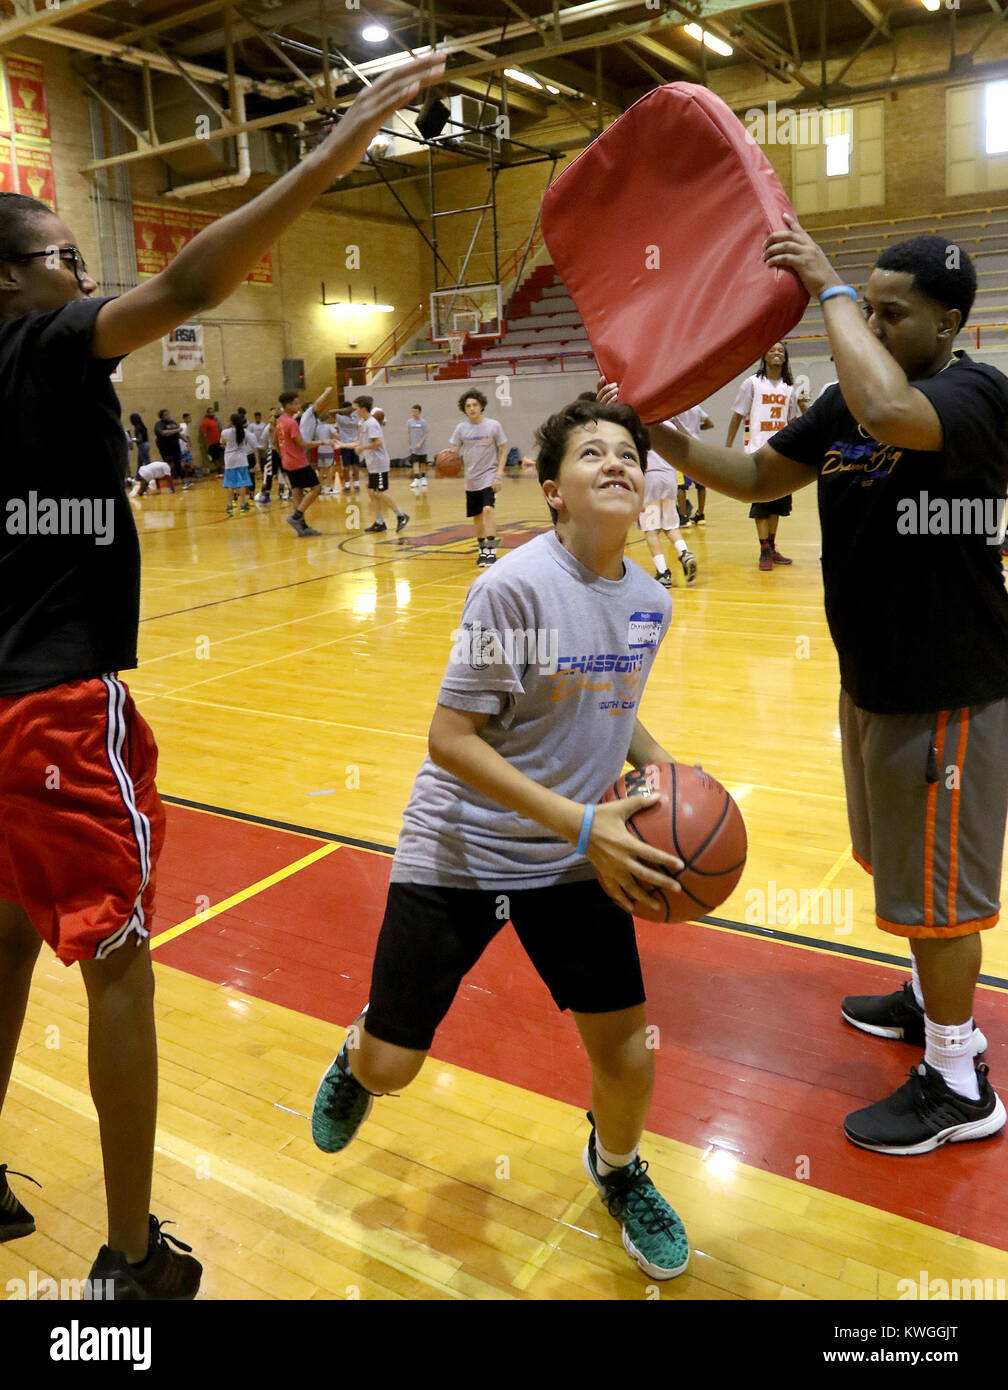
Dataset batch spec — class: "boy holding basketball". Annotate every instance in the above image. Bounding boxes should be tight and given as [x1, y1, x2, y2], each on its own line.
[0, 50, 445, 1292]
[633, 225, 1008, 1156]
[312, 396, 693, 1280]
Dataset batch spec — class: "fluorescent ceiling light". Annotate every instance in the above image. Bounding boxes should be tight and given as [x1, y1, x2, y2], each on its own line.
[361, 24, 389, 43]
[505, 68, 543, 90]
[684, 22, 733, 58]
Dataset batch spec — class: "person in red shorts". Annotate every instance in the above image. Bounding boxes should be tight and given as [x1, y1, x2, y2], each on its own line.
[0, 49, 444, 1297]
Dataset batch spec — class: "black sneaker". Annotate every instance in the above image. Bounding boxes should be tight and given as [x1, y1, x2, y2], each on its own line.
[844, 1061, 1007, 1155]
[656, 567, 673, 588]
[286, 513, 307, 536]
[0, 1165, 39, 1242]
[476, 550, 492, 567]
[300, 524, 322, 536]
[364, 521, 387, 533]
[692, 512, 705, 525]
[87, 1215, 202, 1300]
[679, 549, 697, 584]
[842, 980, 987, 1055]
[396, 513, 410, 532]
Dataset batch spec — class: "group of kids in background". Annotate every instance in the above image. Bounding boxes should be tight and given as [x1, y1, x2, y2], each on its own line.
[122, 340, 810, 573]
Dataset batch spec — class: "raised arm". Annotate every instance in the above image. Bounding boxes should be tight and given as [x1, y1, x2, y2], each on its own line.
[92, 53, 445, 359]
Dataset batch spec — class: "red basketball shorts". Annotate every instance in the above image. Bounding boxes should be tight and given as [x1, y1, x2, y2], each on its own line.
[0, 675, 165, 965]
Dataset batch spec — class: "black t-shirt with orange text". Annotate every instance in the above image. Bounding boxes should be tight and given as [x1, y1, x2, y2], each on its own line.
[769, 352, 1008, 714]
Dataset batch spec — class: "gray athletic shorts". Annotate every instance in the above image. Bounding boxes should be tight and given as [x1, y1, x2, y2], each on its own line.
[840, 689, 1008, 939]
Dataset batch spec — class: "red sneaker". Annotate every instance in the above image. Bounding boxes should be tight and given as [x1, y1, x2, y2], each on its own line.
[770, 548, 792, 565]
[758, 547, 773, 571]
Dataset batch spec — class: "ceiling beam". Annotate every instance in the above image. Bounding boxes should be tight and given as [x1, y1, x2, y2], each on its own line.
[847, 0, 891, 39]
[112, 0, 237, 48]
[628, 34, 702, 82]
[0, 0, 115, 46]
[24, 24, 291, 98]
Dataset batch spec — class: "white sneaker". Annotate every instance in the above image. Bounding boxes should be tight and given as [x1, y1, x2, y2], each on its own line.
[354, 481, 360, 491]
[420, 477, 428, 488]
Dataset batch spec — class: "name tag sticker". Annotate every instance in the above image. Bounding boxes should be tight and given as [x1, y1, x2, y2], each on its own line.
[628, 611, 663, 649]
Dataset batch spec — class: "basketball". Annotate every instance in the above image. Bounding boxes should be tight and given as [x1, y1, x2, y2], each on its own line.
[601, 761, 747, 923]
[435, 448, 462, 477]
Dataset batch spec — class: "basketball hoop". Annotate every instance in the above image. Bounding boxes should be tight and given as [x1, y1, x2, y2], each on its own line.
[447, 333, 466, 360]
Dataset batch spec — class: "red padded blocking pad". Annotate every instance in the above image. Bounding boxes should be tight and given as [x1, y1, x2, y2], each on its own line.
[541, 84, 809, 425]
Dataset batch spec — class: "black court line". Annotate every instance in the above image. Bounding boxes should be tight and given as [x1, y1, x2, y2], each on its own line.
[160, 792, 1008, 993]
[140, 515, 548, 623]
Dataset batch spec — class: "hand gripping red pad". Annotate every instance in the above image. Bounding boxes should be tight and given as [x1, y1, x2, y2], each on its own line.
[540, 83, 809, 424]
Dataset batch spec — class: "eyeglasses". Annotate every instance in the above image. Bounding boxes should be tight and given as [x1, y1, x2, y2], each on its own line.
[3, 245, 89, 284]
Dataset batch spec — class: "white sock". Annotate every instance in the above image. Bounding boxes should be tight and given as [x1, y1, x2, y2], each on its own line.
[910, 956, 925, 1009]
[924, 1017, 980, 1101]
[595, 1136, 638, 1176]
[653, 554, 670, 574]
[674, 538, 687, 556]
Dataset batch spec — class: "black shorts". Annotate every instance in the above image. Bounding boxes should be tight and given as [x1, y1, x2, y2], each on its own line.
[340, 448, 359, 468]
[408, 453, 428, 464]
[286, 465, 319, 490]
[749, 496, 793, 519]
[368, 471, 389, 492]
[208, 442, 224, 463]
[466, 486, 496, 517]
[365, 880, 646, 1051]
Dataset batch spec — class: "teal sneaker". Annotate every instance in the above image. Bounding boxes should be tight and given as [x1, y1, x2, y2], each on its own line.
[583, 1113, 689, 1279]
[311, 1040, 374, 1153]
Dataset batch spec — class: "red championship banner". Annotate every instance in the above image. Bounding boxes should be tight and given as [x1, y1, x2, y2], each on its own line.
[162, 205, 195, 262]
[132, 200, 172, 278]
[6, 55, 49, 143]
[246, 252, 273, 286]
[131, 201, 272, 283]
[0, 140, 15, 194]
[15, 138, 55, 206]
[0, 60, 11, 139]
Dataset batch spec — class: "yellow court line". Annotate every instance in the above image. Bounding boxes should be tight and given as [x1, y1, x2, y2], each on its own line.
[150, 844, 340, 951]
[815, 843, 853, 893]
[127, 691, 430, 741]
[8, 1061, 472, 1301]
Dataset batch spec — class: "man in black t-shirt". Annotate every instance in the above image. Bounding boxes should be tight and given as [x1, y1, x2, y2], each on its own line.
[153, 407, 182, 482]
[639, 226, 1008, 1159]
[0, 49, 445, 1297]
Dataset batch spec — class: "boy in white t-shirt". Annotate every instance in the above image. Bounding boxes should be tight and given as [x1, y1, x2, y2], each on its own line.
[669, 407, 713, 524]
[407, 405, 429, 489]
[639, 449, 697, 586]
[725, 342, 809, 571]
[354, 395, 408, 534]
[448, 389, 508, 567]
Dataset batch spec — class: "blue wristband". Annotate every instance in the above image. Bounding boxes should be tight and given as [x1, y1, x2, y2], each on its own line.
[576, 803, 596, 856]
[819, 285, 858, 305]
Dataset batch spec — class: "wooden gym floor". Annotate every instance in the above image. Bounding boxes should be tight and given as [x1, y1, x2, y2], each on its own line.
[2, 465, 1008, 1301]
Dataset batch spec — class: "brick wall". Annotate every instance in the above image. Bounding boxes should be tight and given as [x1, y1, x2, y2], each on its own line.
[14, 38, 431, 435]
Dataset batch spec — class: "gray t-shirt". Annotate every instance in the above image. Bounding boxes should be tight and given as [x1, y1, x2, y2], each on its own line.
[450, 416, 507, 490]
[407, 416, 428, 452]
[391, 530, 672, 889]
[360, 415, 389, 473]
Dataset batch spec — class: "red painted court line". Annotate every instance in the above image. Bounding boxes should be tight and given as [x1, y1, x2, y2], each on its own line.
[152, 802, 1008, 1253]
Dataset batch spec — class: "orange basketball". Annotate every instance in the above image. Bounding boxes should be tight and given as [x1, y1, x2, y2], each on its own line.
[601, 761, 747, 923]
[435, 448, 462, 477]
